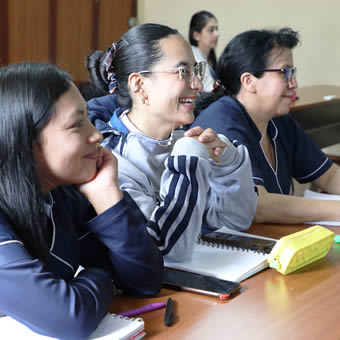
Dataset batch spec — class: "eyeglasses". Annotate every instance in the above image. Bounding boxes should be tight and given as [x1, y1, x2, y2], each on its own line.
[139, 61, 206, 83]
[259, 67, 297, 82]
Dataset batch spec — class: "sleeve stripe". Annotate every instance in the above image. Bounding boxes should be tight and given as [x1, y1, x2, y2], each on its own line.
[0, 240, 24, 247]
[148, 155, 199, 254]
[156, 156, 189, 238]
[295, 158, 330, 181]
[161, 157, 199, 255]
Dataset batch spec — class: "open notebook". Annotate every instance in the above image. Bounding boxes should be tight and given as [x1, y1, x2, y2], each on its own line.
[304, 189, 340, 226]
[164, 227, 277, 282]
[0, 313, 145, 340]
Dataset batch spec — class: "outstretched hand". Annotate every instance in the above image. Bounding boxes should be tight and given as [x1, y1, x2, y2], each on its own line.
[185, 126, 227, 162]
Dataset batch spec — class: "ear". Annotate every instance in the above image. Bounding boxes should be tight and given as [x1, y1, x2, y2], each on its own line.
[193, 31, 201, 42]
[240, 72, 257, 94]
[128, 73, 148, 104]
[128, 72, 143, 94]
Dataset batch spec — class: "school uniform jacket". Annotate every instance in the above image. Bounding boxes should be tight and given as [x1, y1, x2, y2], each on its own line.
[192, 95, 333, 194]
[0, 186, 163, 339]
[88, 95, 257, 262]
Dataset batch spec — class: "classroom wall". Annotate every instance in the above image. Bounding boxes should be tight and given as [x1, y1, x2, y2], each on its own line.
[137, 0, 340, 87]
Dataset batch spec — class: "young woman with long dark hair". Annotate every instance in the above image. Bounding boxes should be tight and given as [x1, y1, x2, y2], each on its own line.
[0, 62, 162, 338]
[189, 10, 219, 91]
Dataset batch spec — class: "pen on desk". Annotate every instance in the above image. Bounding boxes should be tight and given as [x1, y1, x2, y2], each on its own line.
[118, 302, 166, 317]
[164, 298, 174, 326]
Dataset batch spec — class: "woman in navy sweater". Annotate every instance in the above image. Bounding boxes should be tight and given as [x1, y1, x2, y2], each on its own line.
[193, 28, 340, 224]
[0, 62, 162, 339]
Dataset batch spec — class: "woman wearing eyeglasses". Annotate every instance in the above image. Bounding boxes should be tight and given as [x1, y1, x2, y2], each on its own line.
[87, 23, 257, 261]
[193, 27, 340, 224]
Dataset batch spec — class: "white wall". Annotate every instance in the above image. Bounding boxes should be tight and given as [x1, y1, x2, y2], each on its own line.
[137, 0, 340, 87]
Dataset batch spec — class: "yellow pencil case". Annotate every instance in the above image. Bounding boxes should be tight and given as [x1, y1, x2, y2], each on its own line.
[268, 225, 334, 275]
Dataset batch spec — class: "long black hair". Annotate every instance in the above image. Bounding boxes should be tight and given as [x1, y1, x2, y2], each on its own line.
[189, 10, 217, 72]
[0, 62, 72, 261]
[87, 23, 179, 109]
[194, 27, 300, 115]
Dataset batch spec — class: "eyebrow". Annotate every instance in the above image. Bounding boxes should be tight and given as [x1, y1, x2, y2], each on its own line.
[71, 109, 86, 117]
[280, 64, 294, 68]
[62, 109, 85, 127]
[173, 61, 189, 68]
[173, 60, 199, 69]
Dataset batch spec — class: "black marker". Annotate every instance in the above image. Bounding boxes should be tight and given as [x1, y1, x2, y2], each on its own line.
[164, 298, 174, 326]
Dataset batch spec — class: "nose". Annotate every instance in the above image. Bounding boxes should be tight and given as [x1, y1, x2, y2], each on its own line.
[288, 76, 298, 89]
[88, 120, 103, 144]
[190, 75, 203, 91]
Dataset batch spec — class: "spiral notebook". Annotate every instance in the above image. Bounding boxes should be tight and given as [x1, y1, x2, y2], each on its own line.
[164, 227, 277, 282]
[0, 313, 145, 340]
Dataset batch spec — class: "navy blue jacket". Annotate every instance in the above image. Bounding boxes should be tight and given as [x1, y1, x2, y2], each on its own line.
[88, 94, 122, 134]
[0, 186, 163, 339]
[193, 96, 332, 194]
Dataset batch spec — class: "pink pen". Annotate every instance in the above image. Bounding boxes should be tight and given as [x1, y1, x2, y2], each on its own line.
[118, 302, 166, 317]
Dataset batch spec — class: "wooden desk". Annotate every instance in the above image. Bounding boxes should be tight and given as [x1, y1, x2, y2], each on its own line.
[110, 224, 340, 340]
[290, 85, 340, 148]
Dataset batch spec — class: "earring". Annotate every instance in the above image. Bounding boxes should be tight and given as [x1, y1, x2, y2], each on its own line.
[141, 96, 145, 104]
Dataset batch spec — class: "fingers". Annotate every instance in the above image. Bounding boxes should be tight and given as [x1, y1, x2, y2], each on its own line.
[197, 128, 217, 143]
[213, 146, 226, 157]
[184, 126, 204, 137]
[96, 145, 104, 169]
[101, 146, 119, 172]
[199, 130, 227, 162]
[186, 127, 223, 146]
[185, 127, 227, 162]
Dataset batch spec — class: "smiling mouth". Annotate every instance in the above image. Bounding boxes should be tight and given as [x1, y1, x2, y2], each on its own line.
[283, 94, 294, 99]
[179, 98, 196, 105]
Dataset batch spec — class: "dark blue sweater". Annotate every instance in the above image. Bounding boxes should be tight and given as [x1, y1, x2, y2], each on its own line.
[0, 186, 162, 339]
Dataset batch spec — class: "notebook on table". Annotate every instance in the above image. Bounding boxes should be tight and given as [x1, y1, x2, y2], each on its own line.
[304, 189, 340, 226]
[0, 313, 145, 339]
[164, 227, 277, 282]
[89, 314, 145, 340]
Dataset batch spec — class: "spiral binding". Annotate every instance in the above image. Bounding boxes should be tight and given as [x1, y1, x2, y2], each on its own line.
[197, 234, 275, 255]
[109, 313, 144, 323]
[89, 313, 144, 339]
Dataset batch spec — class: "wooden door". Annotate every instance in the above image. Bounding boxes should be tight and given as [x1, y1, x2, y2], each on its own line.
[0, 0, 137, 83]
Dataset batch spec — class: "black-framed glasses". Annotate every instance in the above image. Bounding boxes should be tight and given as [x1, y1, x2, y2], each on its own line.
[260, 67, 297, 82]
[139, 61, 206, 83]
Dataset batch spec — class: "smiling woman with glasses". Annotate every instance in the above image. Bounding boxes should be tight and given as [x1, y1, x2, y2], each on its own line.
[85, 23, 257, 262]
[139, 61, 207, 85]
[193, 27, 340, 225]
